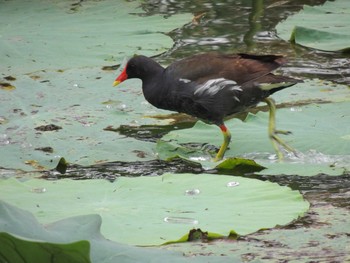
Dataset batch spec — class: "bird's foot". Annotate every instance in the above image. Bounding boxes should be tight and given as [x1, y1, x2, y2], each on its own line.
[275, 129, 292, 136]
[264, 97, 297, 161]
[270, 130, 297, 160]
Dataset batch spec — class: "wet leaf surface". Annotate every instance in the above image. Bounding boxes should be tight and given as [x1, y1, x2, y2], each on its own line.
[0, 201, 234, 263]
[157, 100, 350, 176]
[165, 177, 350, 262]
[0, 173, 308, 246]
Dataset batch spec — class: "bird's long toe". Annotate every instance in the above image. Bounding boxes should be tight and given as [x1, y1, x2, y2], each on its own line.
[275, 129, 292, 135]
[270, 131, 297, 160]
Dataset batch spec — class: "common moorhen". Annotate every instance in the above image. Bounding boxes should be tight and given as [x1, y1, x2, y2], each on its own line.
[113, 53, 301, 161]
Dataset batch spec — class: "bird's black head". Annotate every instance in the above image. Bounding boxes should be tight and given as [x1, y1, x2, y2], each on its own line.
[113, 55, 162, 86]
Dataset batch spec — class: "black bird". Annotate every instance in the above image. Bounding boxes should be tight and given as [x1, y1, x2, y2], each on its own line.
[113, 53, 302, 160]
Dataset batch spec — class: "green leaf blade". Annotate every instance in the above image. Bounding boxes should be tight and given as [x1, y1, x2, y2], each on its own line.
[0, 174, 309, 246]
[0, 232, 91, 263]
[276, 0, 350, 52]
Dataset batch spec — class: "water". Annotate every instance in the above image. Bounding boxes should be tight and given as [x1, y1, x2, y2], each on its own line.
[242, 149, 350, 167]
[5, 0, 349, 260]
[148, 0, 349, 85]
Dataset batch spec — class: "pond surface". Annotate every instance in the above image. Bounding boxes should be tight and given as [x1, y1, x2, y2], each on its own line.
[153, 0, 350, 85]
[40, 0, 350, 261]
[3, 0, 350, 261]
[49, 0, 350, 184]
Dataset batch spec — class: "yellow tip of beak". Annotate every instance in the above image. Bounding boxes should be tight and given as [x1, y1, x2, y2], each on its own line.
[113, 80, 121, 87]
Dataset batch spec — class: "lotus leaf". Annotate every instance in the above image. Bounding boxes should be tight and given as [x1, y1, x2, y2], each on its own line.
[157, 98, 350, 176]
[0, 173, 309, 246]
[0, 232, 91, 263]
[276, 0, 350, 52]
[0, 1, 190, 171]
[0, 201, 238, 263]
[0, 0, 191, 73]
[165, 196, 350, 261]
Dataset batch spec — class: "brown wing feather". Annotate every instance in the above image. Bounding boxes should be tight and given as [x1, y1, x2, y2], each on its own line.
[166, 53, 287, 85]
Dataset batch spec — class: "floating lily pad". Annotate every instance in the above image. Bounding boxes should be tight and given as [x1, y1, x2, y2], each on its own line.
[0, 0, 190, 171]
[0, 70, 160, 171]
[276, 0, 350, 52]
[157, 99, 350, 176]
[0, 0, 191, 74]
[0, 174, 309, 246]
[0, 201, 237, 263]
[164, 193, 350, 261]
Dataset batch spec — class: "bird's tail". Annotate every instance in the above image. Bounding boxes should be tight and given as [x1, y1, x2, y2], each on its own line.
[259, 75, 303, 94]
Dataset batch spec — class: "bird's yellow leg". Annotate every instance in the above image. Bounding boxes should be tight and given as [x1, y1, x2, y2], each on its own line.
[264, 98, 296, 160]
[214, 124, 231, 161]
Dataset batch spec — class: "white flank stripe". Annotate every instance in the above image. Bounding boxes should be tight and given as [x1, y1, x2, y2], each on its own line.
[194, 78, 239, 96]
[233, 96, 240, 102]
[179, 78, 191, 83]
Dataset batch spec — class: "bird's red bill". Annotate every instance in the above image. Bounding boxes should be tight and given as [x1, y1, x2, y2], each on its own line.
[113, 65, 128, 86]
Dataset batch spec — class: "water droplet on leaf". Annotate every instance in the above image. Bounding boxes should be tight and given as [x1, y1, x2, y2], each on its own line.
[164, 217, 199, 225]
[185, 189, 200, 195]
[227, 181, 240, 187]
[31, 187, 46, 193]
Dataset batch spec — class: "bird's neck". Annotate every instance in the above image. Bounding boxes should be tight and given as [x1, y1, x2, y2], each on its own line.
[141, 64, 166, 108]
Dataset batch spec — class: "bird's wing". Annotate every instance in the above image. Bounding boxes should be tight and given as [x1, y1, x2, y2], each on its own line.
[164, 53, 298, 122]
[165, 53, 287, 85]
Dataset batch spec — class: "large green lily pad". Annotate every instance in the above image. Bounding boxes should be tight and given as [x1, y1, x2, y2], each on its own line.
[276, 0, 350, 52]
[0, 0, 191, 74]
[0, 201, 238, 263]
[0, 70, 162, 171]
[159, 102, 350, 157]
[0, 173, 309, 246]
[156, 79, 350, 176]
[165, 192, 350, 262]
[0, 0, 190, 171]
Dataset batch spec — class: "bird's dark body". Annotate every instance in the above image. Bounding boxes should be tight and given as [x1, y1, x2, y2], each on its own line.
[122, 53, 300, 125]
[114, 52, 302, 160]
